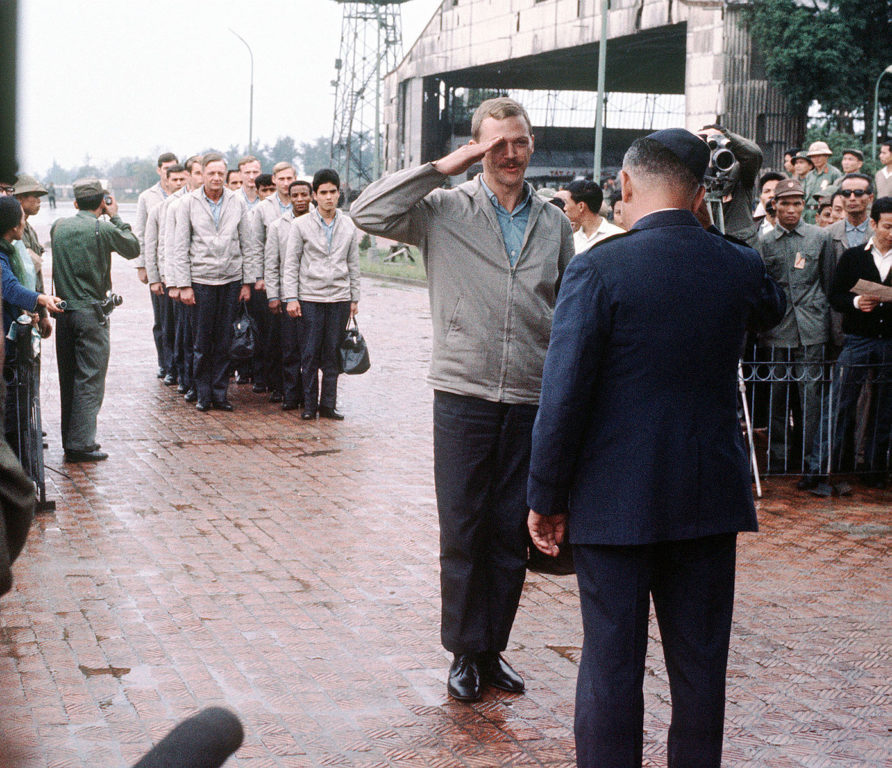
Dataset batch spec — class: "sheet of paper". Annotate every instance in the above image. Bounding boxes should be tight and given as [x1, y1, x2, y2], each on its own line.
[851, 279, 892, 302]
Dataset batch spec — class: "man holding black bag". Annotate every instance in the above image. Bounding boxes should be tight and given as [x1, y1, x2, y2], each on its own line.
[282, 169, 359, 421]
[51, 179, 140, 461]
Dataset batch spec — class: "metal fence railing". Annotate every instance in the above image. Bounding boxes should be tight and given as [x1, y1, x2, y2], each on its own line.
[740, 343, 891, 488]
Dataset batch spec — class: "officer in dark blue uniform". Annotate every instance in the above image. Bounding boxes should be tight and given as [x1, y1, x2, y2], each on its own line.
[527, 129, 786, 767]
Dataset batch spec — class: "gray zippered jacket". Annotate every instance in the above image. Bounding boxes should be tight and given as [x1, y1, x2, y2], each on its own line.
[351, 163, 574, 404]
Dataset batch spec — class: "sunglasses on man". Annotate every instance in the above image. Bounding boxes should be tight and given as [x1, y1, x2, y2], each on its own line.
[838, 189, 870, 198]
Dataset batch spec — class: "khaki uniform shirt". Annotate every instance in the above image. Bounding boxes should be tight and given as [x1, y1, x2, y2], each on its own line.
[758, 219, 833, 348]
[49, 211, 140, 309]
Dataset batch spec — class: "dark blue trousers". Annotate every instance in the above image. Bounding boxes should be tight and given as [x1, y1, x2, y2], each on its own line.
[300, 301, 350, 412]
[834, 335, 892, 473]
[160, 290, 177, 379]
[264, 310, 283, 393]
[280, 313, 304, 406]
[247, 287, 269, 386]
[192, 281, 240, 404]
[150, 290, 165, 370]
[573, 534, 737, 768]
[433, 390, 536, 654]
[174, 300, 194, 392]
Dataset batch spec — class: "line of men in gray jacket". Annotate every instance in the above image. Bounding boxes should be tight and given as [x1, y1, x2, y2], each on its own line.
[135, 152, 360, 418]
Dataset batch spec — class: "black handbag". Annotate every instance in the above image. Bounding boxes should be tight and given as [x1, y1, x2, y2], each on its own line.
[230, 302, 257, 363]
[338, 317, 371, 375]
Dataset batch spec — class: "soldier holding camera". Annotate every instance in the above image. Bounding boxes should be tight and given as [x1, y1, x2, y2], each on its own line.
[697, 124, 763, 248]
[50, 179, 139, 462]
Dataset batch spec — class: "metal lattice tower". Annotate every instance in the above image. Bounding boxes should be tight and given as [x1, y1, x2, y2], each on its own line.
[330, 0, 406, 194]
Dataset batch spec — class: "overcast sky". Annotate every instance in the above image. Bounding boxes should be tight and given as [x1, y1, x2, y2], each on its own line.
[17, 0, 441, 175]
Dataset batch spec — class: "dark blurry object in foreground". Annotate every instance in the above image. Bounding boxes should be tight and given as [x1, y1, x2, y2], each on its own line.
[132, 707, 244, 768]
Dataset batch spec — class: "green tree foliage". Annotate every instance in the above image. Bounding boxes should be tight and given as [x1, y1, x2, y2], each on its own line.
[744, 0, 891, 137]
[297, 136, 337, 177]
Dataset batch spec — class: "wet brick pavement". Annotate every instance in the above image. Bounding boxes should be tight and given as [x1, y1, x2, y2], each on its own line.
[0, 204, 888, 767]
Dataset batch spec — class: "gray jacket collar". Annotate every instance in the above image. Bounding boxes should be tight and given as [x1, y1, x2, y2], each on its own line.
[457, 174, 546, 256]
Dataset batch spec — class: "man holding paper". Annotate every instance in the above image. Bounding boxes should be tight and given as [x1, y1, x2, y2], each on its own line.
[829, 196, 892, 487]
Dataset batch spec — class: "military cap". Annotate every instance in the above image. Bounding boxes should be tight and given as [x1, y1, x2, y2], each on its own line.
[841, 147, 864, 160]
[12, 173, 47, 196]
[772, 178, 805, 199]
[646, 128, 710, 182]
[793, 151, 815, 167]
[806, 140, 833, 157]
[72, 178, 108, 200]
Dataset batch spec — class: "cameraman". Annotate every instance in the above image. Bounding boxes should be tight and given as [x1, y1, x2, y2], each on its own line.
[697, 124, 763, 247]
[50, 179, 139, 463]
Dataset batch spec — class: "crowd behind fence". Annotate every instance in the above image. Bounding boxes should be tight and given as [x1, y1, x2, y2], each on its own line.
[740, 343, 891, 483]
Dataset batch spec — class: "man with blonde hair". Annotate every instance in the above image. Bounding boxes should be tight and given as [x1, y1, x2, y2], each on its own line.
[237, 155, 262, 209]
[246, 161, 296, 400]
[352, 97, 574, 701]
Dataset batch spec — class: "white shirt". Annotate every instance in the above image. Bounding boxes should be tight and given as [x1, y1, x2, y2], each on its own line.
[870, 238, 892, 282]
[573, 217, 625, 254]
[852, 238, 891, 308]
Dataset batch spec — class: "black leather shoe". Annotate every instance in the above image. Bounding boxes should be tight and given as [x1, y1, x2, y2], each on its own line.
[447, 654, 481, 702]
[64, 449, 108, 463]
[212, 400, 234, 412]
[157, 367, 166, 379]
[196, 400, 212, 412]
[318, 405, 345, 420]
[282, 401, 300, 411]
[177, 382, 188, 394]
[234, 373, 251, 385]
[184, 388, 198, 403]
[162, 373, 177, 386]
[301, 409, 316, 420]
[796, 474, 823, 491]
[479, 653, 525, 693]
[269, 390, 283, 403]
[252, 383, 268, 394]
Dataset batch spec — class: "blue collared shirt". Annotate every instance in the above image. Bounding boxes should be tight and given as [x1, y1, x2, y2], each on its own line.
[845, 218, 870, 248]
[314, 208, 337, 249]
[202, 188, 225, 228]
[241, 188, 260, 209]
[480, 177, 532, 267]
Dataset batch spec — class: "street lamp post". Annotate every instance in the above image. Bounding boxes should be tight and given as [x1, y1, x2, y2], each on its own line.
[871, 64, 892, 167]
[229, 28, 254, 153]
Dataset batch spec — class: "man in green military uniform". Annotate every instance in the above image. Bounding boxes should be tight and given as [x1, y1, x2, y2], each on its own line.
[51, 179, 139, 462]
[758, 178, 834, 490]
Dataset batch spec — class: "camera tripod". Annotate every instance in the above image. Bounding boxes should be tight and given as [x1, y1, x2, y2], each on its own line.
[707, 193, 763, 498]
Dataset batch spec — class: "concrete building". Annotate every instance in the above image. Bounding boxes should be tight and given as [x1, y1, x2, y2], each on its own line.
[382, 0, 801, 178]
